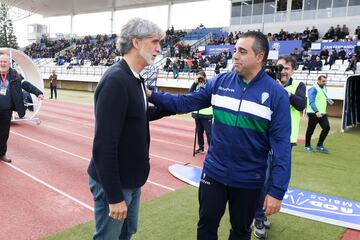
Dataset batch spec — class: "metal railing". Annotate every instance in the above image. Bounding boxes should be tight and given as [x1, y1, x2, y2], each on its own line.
[190, 32, 213, 54]
[39, 65, 109, 76]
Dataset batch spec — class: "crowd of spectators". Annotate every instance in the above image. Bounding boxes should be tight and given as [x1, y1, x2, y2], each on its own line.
[287, 45, 359, 72]
[23, 24, 359, 73]
[54, 34, 120, 67]
[210, 24, 358, 51]
[24, 35, 73, 58]
[163, 49, 232, 78]
[163, 25, 187, 48]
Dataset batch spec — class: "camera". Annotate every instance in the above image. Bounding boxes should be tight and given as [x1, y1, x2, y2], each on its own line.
[265, 64, 284, 80]
[197, 77, 205, 83]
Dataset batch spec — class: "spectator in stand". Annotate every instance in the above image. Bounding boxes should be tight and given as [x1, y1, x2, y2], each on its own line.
[320, 47, 329, 63]
[214, 54, 227, 75]
[202, 56, 210, 68]
[310, 26, 319, 42]
[302, 55, 315, 71]
[345, 55, 358, 74]
[173, 58, 179, 79]
[340, 24, 350, 39]
[185, 57, 192, 70]
[323, 26, 335, 40]
[326, 51, 336, 70]
[355, 26, 360, 36]
[303, 27, 310, 39]
[290, 48, 302, 63]
[338, 47, 346, 63]
[314, 56, 323, 71]
[164, 57, 172, 72]
[335, 24, 341, 38]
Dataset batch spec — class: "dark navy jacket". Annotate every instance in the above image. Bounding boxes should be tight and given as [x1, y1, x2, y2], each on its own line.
[87, 59, 172, 204]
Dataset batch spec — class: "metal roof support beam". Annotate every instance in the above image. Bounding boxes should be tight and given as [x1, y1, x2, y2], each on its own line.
[110, 10, 115, 34]
[111, 0, 115, 34]
[167, 1, 172, 29]
[70, 14, 74, 34]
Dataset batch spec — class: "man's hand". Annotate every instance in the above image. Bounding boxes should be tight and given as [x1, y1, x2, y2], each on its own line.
[145, 87, 152, 98]
[109, 201, 128, 220]
[263, 194, 282, 216]
[315, 112, 322, 118]
[37, 94, 44, 100]
[285, 89, 292, 97]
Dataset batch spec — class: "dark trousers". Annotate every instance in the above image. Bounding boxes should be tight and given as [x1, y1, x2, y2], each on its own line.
[305, 113, 330, 147]
[50, 83, 57, 99]
[197, 174, 261, 240]
[0, 109, 12, 156]
[195, 118, 212, 149]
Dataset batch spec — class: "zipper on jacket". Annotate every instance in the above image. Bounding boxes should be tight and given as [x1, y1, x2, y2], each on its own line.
[234, 81, 248, 127]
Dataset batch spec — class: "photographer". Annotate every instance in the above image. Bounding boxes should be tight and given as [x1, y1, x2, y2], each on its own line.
[189, 71, 213, 154]
[254, 55, 306, 239]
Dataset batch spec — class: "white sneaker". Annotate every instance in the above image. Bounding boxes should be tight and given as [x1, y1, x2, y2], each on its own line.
[254, 220, 267, 239]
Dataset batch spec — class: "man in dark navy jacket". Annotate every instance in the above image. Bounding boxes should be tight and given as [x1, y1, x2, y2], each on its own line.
[87, 18, 171, 240]
[0, 54, 44, 163]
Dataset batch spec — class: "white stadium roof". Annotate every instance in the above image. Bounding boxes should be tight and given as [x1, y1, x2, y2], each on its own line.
[2, 0, 204, 17]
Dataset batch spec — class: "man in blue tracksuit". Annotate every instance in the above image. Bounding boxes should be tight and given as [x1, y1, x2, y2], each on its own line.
[147, 31, 291, 240]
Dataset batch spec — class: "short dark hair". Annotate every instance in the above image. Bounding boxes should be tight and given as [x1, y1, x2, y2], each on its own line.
[277, 55, 296, 69]
[196, 70, 206, 78]
[318, 75, 327, 80]
[239, 31, 269, 64]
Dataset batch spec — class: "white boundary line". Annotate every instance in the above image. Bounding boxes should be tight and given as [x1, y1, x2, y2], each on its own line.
[40, 123, 193, 149]
[10, 130, 178, 191]
[5, 162, 94, 212]
[10, 131, 90, 162]
[39, 112, 196, 138]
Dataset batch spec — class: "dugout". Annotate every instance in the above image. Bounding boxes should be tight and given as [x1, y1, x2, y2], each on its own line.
[342, 75, 360, 131]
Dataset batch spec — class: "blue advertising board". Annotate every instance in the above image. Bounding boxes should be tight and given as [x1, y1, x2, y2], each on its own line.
[312, 41, 358, 57]
[282, 188, 360, 230]
[268, 40, 302, 55]
[205, 44, 234, 56]
[169, 164, 360, 230]
[205, 40, 302, 56]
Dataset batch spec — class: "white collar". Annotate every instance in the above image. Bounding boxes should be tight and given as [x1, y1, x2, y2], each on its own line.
[130, 68, 140, 80]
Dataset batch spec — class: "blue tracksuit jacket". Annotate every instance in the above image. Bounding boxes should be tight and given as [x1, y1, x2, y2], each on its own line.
[149, 68, 291, 200]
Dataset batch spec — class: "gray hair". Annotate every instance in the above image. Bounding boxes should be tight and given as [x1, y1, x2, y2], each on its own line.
[118, 18, 164, 55]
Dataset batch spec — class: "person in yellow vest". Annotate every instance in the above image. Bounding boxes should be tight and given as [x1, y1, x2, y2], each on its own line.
[305, 75, 331, 153]
[253, 55, 306, 239]
[189, 71, 213, 154]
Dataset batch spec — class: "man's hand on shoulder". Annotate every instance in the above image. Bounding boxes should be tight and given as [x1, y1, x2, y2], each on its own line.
[145, 87, 152, 98]
[109, 201, 128, 220]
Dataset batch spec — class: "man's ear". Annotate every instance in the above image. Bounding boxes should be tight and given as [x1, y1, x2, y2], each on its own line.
[132, 38, 141, 50]
[256, 52, 265, 64]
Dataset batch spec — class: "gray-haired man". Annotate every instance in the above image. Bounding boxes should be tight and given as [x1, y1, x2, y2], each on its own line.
[87, 18, 172, 240]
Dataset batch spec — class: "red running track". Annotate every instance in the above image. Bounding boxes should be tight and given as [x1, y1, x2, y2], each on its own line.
[0, 99, 358, 240]
[1, 100, 205, 240]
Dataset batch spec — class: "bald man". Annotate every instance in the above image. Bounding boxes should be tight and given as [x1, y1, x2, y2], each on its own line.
[0, 54, 44, 163]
